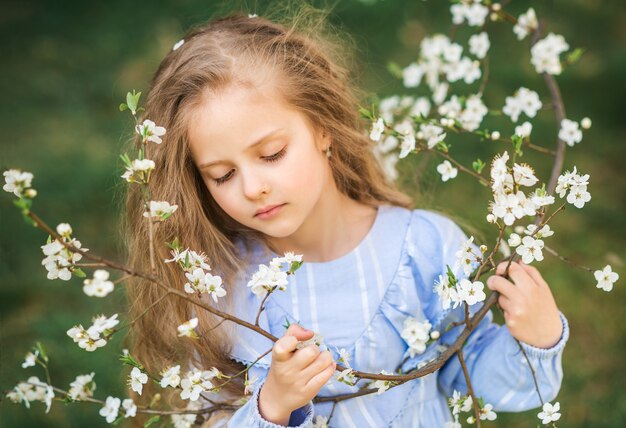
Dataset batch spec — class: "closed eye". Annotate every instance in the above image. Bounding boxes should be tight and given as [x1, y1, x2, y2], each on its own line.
[212, 147, 287, 186]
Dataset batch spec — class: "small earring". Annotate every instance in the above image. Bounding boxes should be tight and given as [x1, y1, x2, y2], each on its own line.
[325, 146, 332, 158]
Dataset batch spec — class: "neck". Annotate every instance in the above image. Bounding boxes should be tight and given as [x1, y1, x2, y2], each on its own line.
[266, 190, 377, 263]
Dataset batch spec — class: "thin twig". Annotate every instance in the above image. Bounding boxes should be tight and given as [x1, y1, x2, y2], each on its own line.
[457, 349, 482, 428]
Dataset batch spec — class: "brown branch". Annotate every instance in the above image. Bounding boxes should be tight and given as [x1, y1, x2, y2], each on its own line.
[457, 349, 482, 428]
[255, 291, 272, 326]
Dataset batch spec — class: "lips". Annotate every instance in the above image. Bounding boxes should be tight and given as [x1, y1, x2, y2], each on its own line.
[255, 204, 284, 216]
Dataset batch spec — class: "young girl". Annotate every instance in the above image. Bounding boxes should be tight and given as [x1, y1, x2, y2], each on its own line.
[124, 10, 568, 428]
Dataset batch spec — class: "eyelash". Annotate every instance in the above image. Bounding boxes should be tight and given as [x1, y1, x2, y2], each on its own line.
[212, 148, 287, 186]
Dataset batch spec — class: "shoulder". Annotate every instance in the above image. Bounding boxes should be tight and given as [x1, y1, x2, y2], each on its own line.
[405, 209, 469, 254]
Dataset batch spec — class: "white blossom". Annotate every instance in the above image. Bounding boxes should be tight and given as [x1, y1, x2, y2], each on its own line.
[171, 400, 202, 428]
[537, 401, 561, 425]
[180, 368, 218, 401]
[581, 117, 592, 129]
[508, 233, 521, 247]
[513, 8, 538, 40]
[68, 372, 96, 401]
[399, 134, 416, 159]
[513, 163, 538, 187]
[177, 318, 199, 338]
[128, 367, 148, 395]
[515, 236, 545, 264]
[312, 415, 330, 428]
[469, 32, 490, 59]
[459, 94, 487, 131]
[454, 236, 481, 277]
[531, 33, 570, 75]
[515, 121, 533, 139]
[166, 248, 211, 272]
[503, 88, 542, 122]
[22, 350, 38, 369]
[160, 365, 181, 388]
[450, 3, 489, 27]
[437, 160, 458, 182]
[567, 185, 591, 208]
[41, 235, 86, 281]
[83, 270, 114, 297]
[247, 263, 289, 298]
[594, 265, 619, 292]
[3, 169, 35, 198]
[401, 317, 432, 357]
[335, 367, 357, 386]
[420, 124, 447, 149]
[368, 370, 394, 394]
[173, 39, 185, 50]
[524, 224, 554, 239]
[559, 118, 583, 147]
[56, 223, 72, 238]
[402, 63, 424, 88]
[457, 279, 486, 305]
[244, 374, 258, 395]
[121, 158, 156, 183]
[143, 200, 178, 221]
[99, 396, 121, 424]
[136, 119, 166, 144]
[370, 118, 385, 142]
[122, 398, 137, 418]
[480, 403, 497, 421]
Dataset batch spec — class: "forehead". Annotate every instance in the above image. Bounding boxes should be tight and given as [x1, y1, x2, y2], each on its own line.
[187, 81, 306, 162]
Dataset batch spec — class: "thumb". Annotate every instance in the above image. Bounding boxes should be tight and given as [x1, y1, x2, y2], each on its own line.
[284, 324, 314, 341]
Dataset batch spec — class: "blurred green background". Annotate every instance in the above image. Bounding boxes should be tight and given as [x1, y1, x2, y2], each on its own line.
[1, 0, 624, 426]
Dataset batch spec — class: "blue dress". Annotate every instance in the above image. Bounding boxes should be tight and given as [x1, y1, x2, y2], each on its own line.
[219, 205, 568, 427]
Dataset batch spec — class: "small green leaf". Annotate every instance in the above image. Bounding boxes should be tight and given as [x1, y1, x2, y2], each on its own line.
[120, 153, 132, 168]
[144, 416, 161, 427]
[126, 90, 142, 114]
[358, 107, 374, 120]
[567, 47, 585, 65]
[282, 317, 292, 330]
[386, 61, 403, 79]
[119, 103, 128, 112]
[35, 342, 49, 363]
[445, 264, 458, 286]
[73, 268, 87, 278]
[472, 159, 485, 174]
[288, 260, 303, 275]
[165, 237, 180, 251]
[436, 141, 449, 152]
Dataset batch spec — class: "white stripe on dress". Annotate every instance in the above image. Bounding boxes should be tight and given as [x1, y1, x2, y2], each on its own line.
[354, 396, 378, 427]
[290, 273, 300, 323]
[365, 235, 386, 301]
[355, 247, 375, 368]
[326, 383, 358, 428]
[305, 264, 320, 332]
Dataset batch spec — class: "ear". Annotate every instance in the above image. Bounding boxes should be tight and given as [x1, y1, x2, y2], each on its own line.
[315, 126, 332, 151]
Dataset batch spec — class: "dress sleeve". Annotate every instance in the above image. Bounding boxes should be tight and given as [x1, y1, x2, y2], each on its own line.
[417, 211, 569, 411]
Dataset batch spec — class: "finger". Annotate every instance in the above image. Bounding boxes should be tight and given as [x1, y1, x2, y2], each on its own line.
[305, 361, 336, 392]
[284, 324, 314, 342]
[518, 262, 548, 288]
[486, 275, 518, 299]
[293, 344, 322, 368]
[497, 293, 512, 312]
[499, 262, 535, 290]
[272, 335, 299, 362]
[301, 350, 334, 380]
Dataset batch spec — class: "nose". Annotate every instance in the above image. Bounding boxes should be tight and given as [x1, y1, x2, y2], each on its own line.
[241, 169, 269, 200]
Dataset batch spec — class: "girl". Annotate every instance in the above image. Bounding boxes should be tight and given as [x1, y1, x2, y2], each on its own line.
[124, 9, 568, 428]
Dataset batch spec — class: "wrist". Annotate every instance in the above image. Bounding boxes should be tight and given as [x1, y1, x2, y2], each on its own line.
[258, 381, 291, 425]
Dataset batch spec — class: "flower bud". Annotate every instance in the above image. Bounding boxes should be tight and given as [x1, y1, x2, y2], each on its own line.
[467, 416, 476, 424]
[514, 225, 525, 234]
[430, 330, 440, 340]
[486, 214, 496, 223]
[491, 131, 501, 140]
[479, 244, 488, 253]
[492, 3, 502, 11]
[490, 12, 499, 21]
[24, 188, 37, 198]
[417, 131, 425, 140]
[56, 223, 73, 237]
[581, 117, 592, 129]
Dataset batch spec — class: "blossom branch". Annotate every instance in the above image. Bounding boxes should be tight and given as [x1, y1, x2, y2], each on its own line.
[457, 349, 482, 428]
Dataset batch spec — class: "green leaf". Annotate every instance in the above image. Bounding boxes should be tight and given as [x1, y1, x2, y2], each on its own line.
[472, 159, 485, 174]
[567, 47, 585, 65]
[288, 260, 303, 275]
[126, 90, 142, 114]
[386, 61, 403, 79]
[144, 416, 161, 427]
[119, 103, 128, 112]
[35, 342, 49, 363]
[73, 268, 87, 278]
[436, 141, 449, 152]
[165, 237, 180, 251]
[445, 264, 458, 286]
[282, 317, 292, 330]
[358, 107, 374, 120]
[120, 153, 132, 168]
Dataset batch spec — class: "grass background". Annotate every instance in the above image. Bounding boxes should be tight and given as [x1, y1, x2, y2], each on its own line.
[1, 0, 625, 426]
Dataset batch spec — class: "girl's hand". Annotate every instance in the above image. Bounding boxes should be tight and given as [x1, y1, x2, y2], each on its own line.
[486, 261, 563, 349]
[258, 324, 336, 425]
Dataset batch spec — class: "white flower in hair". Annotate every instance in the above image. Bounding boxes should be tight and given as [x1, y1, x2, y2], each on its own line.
[172, 39, 185, 50]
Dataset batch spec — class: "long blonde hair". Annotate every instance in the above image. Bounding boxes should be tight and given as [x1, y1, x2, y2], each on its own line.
[122, 5, 413, 414]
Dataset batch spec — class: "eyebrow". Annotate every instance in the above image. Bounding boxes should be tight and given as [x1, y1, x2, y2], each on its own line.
[198, 128, 284, 169]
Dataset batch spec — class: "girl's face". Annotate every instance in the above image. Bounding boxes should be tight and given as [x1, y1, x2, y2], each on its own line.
[187, 82, 334, 240]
